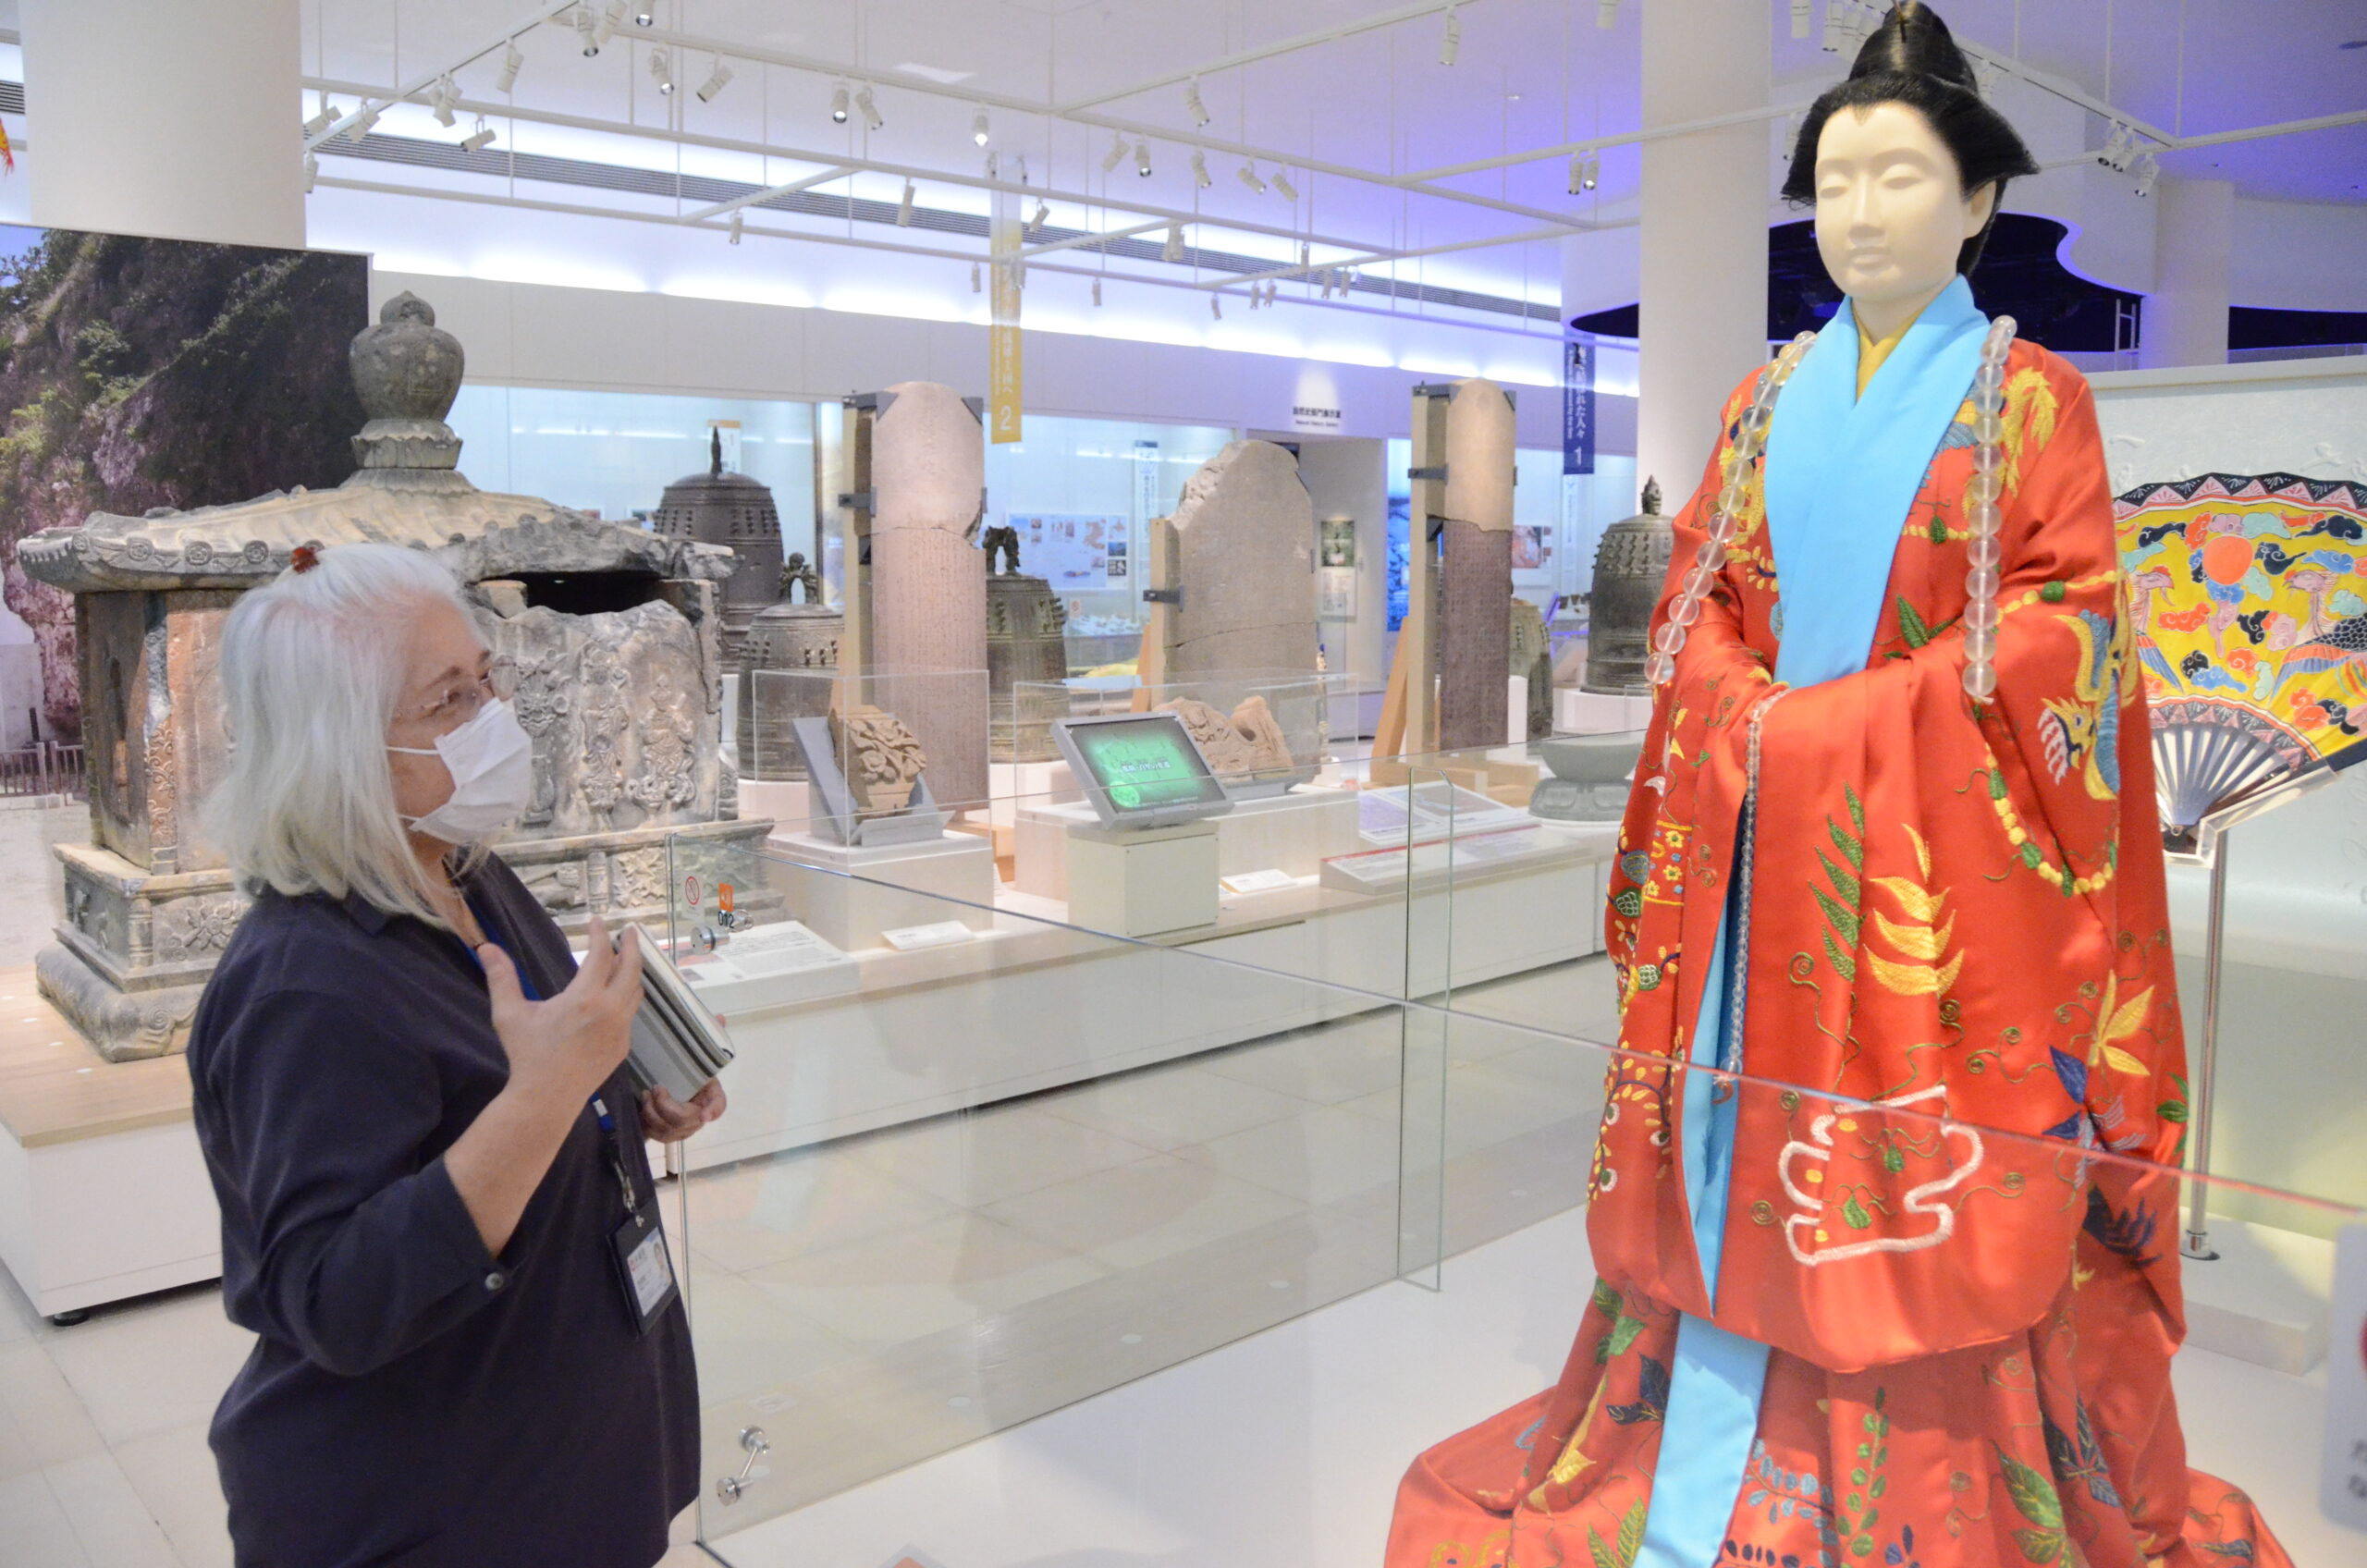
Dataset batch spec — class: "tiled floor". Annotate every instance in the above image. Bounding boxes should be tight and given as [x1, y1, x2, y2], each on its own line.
[0, 957, 1619, 1566]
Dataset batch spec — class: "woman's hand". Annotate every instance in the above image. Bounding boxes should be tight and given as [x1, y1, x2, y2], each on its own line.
[473, 916, 643, 1109]
[639, 1082, 727, 1144]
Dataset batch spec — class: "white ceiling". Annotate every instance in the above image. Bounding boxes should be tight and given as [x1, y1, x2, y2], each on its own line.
[284, 0, 2364, 303]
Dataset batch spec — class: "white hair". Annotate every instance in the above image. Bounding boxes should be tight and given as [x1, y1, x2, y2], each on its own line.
[204, 542, 482, 927]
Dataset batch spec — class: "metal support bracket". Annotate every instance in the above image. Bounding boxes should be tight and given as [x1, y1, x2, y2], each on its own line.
[1142, 587, 1183, 606]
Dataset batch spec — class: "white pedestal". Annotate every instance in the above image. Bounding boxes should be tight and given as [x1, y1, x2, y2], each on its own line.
[1017, 790, 1361, 903]
[1555, 688, 1653, 735]
[2180, 1217, 2336, 1375]
[988, 758, 1077, 827]
[1065, 821, 1220, 938]
[1508, 675, 1528, 742]
[740, 778, 814, 834]
[767, 830, 997, 951]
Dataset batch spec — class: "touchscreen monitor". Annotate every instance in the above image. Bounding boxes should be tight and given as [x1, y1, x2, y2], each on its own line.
[1054, 713, 1233, 828]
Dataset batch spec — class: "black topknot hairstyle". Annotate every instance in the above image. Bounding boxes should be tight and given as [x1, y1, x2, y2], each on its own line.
[1780, 2, 2040, 276]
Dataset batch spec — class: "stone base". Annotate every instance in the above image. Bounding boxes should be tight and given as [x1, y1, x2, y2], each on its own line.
[38, 817, 779, 1062]
[34, 944, 205, 1062]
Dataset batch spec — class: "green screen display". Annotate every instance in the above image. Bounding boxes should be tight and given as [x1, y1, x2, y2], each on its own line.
[1071, 718, 1225, 812]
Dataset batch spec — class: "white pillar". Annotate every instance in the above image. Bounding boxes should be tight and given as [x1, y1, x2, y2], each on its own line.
[1637, 0, 1771, 502]
[2138, 178, 2234, 371]
[21, 0, 305, 249]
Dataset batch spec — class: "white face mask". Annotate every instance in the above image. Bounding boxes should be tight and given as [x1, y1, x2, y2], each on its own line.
[388, 697, 535, 844]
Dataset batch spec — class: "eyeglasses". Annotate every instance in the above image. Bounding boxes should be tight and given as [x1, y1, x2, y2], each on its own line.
[400, 656, 518, 731]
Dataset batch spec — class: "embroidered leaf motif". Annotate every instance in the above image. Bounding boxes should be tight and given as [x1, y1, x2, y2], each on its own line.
[1830, 817, 1867, 871]
[2013, 1527, 2068, 1565]
[1823, 928, 1858, 982]
[1616, 1500, 1647, 1568]
[2019, 841, 2044, 869]
[1897, 596, 1933, 649]
[2050, 1047, 2089, 1105]
[1995, 1445, 2066, 1531]
[1842, 1194, 1872, 1229]
[2042, 1403, 2124, 1508]
[1902, 823, 1933, 879]
[1846, 785, 1866, 834]
[2101, 984, 2153, 1053]
[1613, 888, 1643, 919]
[1867, 948, 1966, 997]
[1609, 1355, 1671, 1425]
[2099, 1045, 2149, 1076]
[1883, 1145, 1907, 1173]
[1606, 1311, 1647, 1360]
[1870, 876, 1946, 924]
[1591, 1279, 1624, 1319]
[1870, 908, 1956, 962]
[1819, 849, 1864, 910]
[1813, 884, 1862, 947]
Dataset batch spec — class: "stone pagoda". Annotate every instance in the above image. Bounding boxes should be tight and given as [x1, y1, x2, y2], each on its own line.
[17, 292, 770, 1060]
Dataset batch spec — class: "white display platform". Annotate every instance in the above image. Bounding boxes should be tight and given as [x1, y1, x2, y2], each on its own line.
[1066, 820, 1220, 937]
[739, 777, 815, 830]
[1015, 788, 1361, 902]
[676, 919, 859, 1015]
[988, 758, 1077, 827]
[0, 1111, 219, 1319]
[1555, 688, 1651, 734]
[2181, 1217, 2336, 1376]
[767, 829, 998, 949]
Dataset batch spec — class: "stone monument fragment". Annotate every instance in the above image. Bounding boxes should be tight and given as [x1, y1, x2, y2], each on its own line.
[1161, 441, 1318, 680]
[869, 381, 988, 805]
[1437, 377, 1515, 750]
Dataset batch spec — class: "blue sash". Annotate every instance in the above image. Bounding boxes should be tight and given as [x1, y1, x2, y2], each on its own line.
[1637, 278, 1988, 1568]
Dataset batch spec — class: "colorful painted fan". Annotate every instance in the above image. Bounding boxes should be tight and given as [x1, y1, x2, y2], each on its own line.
[2113, 472, 2367, 833]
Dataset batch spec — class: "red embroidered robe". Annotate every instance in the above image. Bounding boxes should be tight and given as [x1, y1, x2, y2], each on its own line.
[1385, 343, 2289, 1568]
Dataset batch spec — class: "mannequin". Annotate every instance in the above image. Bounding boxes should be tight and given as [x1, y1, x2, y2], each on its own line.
[1383, 8, 2290, 1568]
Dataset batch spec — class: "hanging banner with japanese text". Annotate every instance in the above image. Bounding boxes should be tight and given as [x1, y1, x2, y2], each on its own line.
[1562, 334, 1596, 476]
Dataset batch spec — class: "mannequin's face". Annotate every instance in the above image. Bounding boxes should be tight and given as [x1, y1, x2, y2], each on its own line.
[1812, 102, 1996, 329]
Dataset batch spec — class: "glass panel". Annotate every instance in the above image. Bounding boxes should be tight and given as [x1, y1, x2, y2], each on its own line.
[742, 666, 992, 817]
[1010, 668, 1356, 786]
[446, 384, 817, 542]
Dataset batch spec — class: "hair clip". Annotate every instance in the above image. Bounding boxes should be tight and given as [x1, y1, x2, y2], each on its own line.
[290, 544, 321, 574]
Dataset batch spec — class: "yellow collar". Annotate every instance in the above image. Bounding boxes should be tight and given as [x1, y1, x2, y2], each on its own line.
[1855, 312, 1914, 398]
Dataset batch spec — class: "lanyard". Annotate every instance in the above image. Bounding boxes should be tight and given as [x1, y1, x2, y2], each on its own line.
[464, 890, 640, 1219]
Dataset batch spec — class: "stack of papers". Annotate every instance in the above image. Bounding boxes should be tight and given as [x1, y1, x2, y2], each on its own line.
[623, 923, 736, 1103]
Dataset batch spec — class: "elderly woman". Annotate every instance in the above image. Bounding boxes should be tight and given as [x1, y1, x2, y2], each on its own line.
[190, 542, 724, 1567]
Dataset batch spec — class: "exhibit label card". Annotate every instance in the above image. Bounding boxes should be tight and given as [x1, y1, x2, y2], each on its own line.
[2325, 1223, 2367, 1532]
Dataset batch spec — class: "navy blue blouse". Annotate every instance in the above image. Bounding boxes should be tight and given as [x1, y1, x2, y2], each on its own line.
[187, 855, 699, 1568]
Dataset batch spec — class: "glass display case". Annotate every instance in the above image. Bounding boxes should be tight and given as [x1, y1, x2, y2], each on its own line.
[650, 743, 2361, 1567]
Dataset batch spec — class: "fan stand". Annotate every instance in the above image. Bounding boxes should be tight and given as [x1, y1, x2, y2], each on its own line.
[2165, 743, 2361, 1261]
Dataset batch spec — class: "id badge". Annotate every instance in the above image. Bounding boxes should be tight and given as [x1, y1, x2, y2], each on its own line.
[607, 1206, 681, 1336]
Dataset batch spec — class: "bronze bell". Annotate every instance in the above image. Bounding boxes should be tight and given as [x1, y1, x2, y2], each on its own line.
[652, 428, 784, 661]
[1582, 476, 1670, 695]
[737, 554, 842, 781]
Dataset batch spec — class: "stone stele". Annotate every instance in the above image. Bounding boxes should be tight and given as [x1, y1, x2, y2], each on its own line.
[1162, 440, 1318, 680]
[1437, 377, 1515, 750]
[869, 381, 988, 806]
[16, 292, 775, 1060]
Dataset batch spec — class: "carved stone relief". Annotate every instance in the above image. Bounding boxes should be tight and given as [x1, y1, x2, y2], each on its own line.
[833, 704, 927, 815]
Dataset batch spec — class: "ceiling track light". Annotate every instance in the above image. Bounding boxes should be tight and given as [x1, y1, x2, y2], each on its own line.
[1030, 199, 1052, 235]
[650, 48, 675, 96]
[829, 82, 851, 123]
[1191, 150, 1212, 190]
[1134, 140, 1152, 178]
[897, 179, 915, 226]
[1184, 77, 1209, 129]
[972, 107, 990, 147]
[696, 60, 732, 103]
[1567, 149, 1599, 193]
[1598, 0, 1620, 28]
[1236, 161, 1267, 194]
[346, 104, 380, 141]
[2132, 151, 2159, 197]
[855, 84, 883, 131]
[1161, 225, 1184, 263]
[304, 95, 337, 137]
[1297, 241, 1310, 266]
[632, 6, 655, 24]
[1439, 4, 1460, 66]
[1271, 168, 1296, 202]
[595, 2, 624, 48]
[1210, 295, 1222, 321]
[497, 41, 524, 92]
[1790, 0, 1812, 38]
[430, 74, 459, 128]
[970, 261, 982, 292]
[576, 7, 601, 55]
[302, 153, 319, 193]
[460, 116, 497, 153]
[1102, 132, 1128, 173]
[728, 210, 743, 244]
[1091, 276, 1102, 306]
